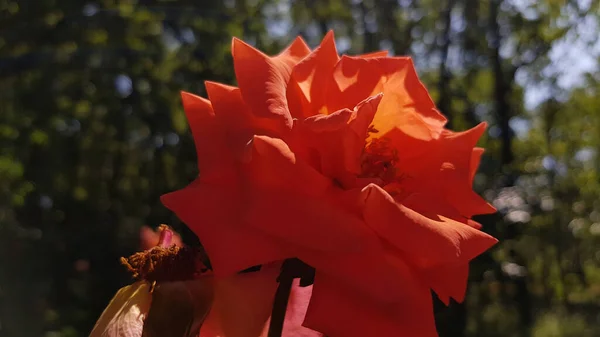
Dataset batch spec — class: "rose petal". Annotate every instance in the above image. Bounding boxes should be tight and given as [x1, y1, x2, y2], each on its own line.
[468, 219, 483, 230]
[200, 264, 280, 337]
[260, 279, 324, 337]
[205, 81, 283, 156]
[362, 184, 498, 269]
[298, 236, 420, 304]
[357, 50, 389, 58]
[233, 37, 310, 128]
[399, 123, 496, 217]
[161, 181, 289, 276]
[421, 264, 470, 305]
[240, 135, 369, 254]
[179, 92, 230, 178]
[325, 55, 385, 112]
[323, 56, 447, 144]
[295, 94, 382, 182]
[304, 272, 438, 337]
[373, 57, 447, 141]
[287, 31, 339, 118]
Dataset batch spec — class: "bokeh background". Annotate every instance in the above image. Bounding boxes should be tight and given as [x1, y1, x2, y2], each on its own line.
[1, 0, 599, 336]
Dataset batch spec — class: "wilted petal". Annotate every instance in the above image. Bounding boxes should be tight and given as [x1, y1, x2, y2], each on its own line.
[143, 279, 214, 337]
[90, 282, 152, 337]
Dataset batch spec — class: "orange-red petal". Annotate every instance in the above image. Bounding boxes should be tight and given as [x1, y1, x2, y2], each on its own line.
[304, 272, 438, 337]
[180, 92, 231, 179]
[287, 31, 339, 118]
[205, 81, 283, 156]
[239, 136, 368, 254]
[361, 184, 498, 270]
[260, 280, 324, 337]
[372, 57, 447, 142]
[358, 50, 389, 58]
[295, 94, 382, 182]
[200, 264, 280, 337]
[161, 180, 289, 276]
[396, 123, 495, 218]
[297, 234, 419, 304]
[232, 37, 310, 128]
[421, 263, 470, 305]
[324, 55, 447, 143]
[325, 55, 386, 113]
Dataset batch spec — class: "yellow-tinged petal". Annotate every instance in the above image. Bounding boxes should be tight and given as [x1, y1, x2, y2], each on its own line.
[287, 31, 339, 118]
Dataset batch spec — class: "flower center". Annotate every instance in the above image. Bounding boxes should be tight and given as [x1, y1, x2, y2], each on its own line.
[359, 127, 400, 186]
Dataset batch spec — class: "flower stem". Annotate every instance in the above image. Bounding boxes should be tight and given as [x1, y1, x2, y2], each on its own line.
[267, 261, 294, 337]
[267, 258, 315, 337]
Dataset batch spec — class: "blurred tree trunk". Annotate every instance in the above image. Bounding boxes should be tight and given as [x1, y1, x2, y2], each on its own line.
[358, 1, 378, 52]
[437, 0, 454, 127]
[489, 0, 514, 167]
